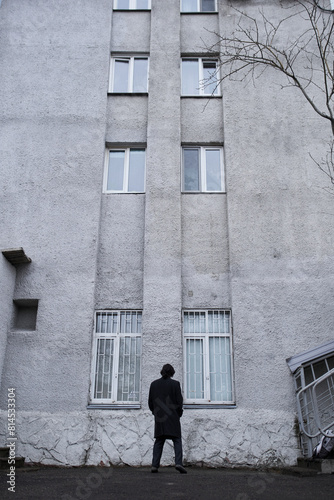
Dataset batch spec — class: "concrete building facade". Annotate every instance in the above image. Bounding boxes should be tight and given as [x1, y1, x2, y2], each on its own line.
[1, 0, 334, 467]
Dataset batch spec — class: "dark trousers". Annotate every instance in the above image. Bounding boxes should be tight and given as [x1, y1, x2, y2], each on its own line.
[152, 436, 183, 468]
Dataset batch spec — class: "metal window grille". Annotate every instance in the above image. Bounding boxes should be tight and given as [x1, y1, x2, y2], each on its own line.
[295, 358, 334, 457]
[183, 310, 234, 403]
[92, 311, 142, 403]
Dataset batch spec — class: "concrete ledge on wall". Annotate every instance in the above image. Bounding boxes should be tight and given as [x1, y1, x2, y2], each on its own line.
[2, 248, 31, 266]
[184, 404, 236, 409]
[87, 404, 141, 410]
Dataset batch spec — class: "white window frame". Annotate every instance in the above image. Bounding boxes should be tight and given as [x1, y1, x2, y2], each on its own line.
[109, 55, 149, 93]
[181, 0, 217, 12]
[113, 0, 151, 9]
[90, 310, 142, 405]
[183, 310, 235, 405]
[104, 147, 146, 193]
[182, 146, 225, 193]
[181, 57, 220, 96]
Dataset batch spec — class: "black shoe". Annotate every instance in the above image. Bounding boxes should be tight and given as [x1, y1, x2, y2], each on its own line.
[151, 467, 158, 473]
[175, 465, 187, 474]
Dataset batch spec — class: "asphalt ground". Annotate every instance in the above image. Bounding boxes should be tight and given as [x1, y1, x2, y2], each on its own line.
[0, 465, 333, 500]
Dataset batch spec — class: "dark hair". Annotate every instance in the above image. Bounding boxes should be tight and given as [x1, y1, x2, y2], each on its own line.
[160, 364, 175, 379]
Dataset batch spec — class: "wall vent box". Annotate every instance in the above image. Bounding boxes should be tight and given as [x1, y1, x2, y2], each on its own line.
[13, 299, 38, 331]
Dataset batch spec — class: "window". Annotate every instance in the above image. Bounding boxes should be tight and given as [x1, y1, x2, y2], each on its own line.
[104, 148, 146, 193]
[182, 146, 225, 192]
[294, 355, 334, 392]
[183, 310, 234, 404]
[91, 311, 142, 404]
[110, 56, 149, 93]
[181, 0, 216, 12]
[181, 58, 220, 96]
[114, 0, 151, 9]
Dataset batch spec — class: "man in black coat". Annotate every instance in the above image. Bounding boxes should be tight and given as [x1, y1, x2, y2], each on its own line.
[148, 364, 187, 474]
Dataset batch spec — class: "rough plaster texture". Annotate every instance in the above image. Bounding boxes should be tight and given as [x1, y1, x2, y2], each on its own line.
[0, 408, 299, 467]
[0, 0, 112, 413]
[141, 0, 183, 395]
[110, 11, 151, 53]
[106, 97, 148, 143]
[220, 1, 334, 417]
[182, 195, 231, 308]
[1, 0, 334, 468]
[181, 99, 224, 143]
[181, 13, 219, 53]
[95, 195, 145, 310]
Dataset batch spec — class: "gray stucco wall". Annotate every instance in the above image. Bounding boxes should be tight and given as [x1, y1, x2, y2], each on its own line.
[0, 0, 112, 413]
[221, 3, 334, 415]
[1, 0, 333, 468]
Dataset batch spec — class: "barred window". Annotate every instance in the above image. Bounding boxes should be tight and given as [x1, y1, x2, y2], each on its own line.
[183, 310, 234, 404]
[91, 311, 142, 404]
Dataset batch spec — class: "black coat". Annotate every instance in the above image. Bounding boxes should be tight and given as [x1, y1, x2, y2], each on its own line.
[148, 377, 183, 438]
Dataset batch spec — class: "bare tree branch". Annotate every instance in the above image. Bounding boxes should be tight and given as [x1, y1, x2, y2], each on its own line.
[203, 0, 334, 185]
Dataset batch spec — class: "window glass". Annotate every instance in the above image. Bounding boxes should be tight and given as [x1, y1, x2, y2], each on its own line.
[208, 310, 230, 333]
[120, 310, 142, 333]
[186, 338, 204, 399]
[107, 151, 125, 191]
[313, 360, 328, 379]
[114, 0, 150, 10]
[136, 0, 149, 8]
[117, 0, 130, 7]
[206, 149, 221, 191]
[327, 355, 334, 370]
[96, 312, 118, 334]
[94, 339, 114, 399]
[182, 59, 199, 95]
[295, 370, 302, 391]
[209, 337, 232, 401]
[117, 337, 141, 401]
[133, 58, 148, 92]
[184, 311, 206, 333]
[202, 61, 218, 95]
[304, 365, 314, 385]
[184, 148, 200, 191]
[182, 0, 198, 11]
[202, 0, 215, 11]
[128, 149, 145, 192]
[113, 59, 129, 92]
